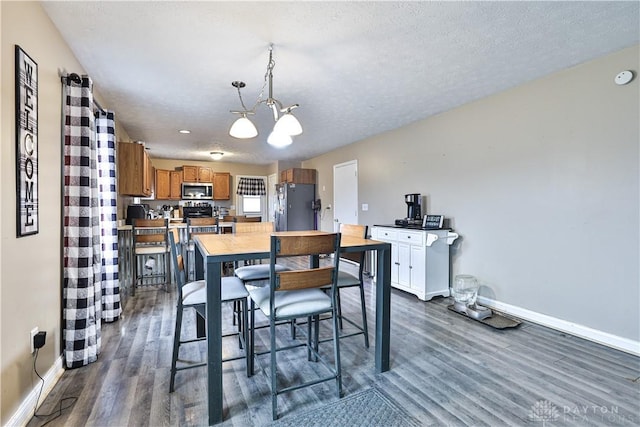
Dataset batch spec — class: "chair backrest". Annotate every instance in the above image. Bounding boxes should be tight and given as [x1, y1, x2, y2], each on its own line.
[234, 221, 274, 234]
[168, 228, 186, 291]
[133, 218, 169, 245]
[338, 224, 368, 266]
[270, 233, 341, 294]
[234, 216, 261, 223]
[187, 216, 219, 238]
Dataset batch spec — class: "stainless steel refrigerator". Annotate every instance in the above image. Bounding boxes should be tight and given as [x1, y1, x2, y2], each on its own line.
[275, 183, 316, 231]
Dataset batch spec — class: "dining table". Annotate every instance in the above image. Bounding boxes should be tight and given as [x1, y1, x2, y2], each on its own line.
[193, 230, 392, 425]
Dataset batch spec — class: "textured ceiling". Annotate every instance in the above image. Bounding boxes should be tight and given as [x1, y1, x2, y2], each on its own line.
[42, 1, 639, 165]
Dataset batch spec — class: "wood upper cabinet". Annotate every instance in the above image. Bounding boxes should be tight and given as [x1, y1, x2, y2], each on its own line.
[118, 142, 153, 196]
[213, 172, 230, 200]
[155, 169, 171, 199]
[182, 165, 197, 182]
[155, 169, 182, 200]
[279, 168, 316, 184]
[170, 171, 182, 199]
[182, 165, 212, 182]
[198, 167, 213, 183]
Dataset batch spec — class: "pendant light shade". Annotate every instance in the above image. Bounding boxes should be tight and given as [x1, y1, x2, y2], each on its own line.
[229, 45, 302, 146]
[273, 113, 303, 136]
[267, 130, 293, 148]
[229, 115, 258, 139]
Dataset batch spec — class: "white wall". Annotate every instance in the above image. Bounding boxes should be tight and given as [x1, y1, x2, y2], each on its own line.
[305, 45, 639, 347]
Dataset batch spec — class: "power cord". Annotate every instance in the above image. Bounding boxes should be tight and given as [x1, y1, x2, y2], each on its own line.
[32, 348, 77, 426]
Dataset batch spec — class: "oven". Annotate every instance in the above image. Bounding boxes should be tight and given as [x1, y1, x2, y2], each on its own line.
[182, 206, 213, 223]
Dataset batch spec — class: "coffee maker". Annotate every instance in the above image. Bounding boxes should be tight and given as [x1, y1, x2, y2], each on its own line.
[405, 193, 422, 221]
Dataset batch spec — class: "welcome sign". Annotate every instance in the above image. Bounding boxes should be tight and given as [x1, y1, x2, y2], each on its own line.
[15, 45, 38, 237]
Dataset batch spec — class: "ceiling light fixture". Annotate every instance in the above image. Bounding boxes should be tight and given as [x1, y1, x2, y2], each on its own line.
[229, 44, 302, 148]
[210, 151, 224, 161]
[179, 129, 191, 134]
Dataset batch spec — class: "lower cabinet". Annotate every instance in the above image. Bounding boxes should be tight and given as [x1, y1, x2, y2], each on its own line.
[371, 226, 455, 301]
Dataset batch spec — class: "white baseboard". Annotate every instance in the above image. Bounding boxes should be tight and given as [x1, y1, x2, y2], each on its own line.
[7, 355, 65, 427]
[477, 296, 640, 357]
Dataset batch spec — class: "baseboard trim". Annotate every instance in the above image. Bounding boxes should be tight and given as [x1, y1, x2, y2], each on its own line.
[7, 355, 65, 427]
[477, 296, 640, 357]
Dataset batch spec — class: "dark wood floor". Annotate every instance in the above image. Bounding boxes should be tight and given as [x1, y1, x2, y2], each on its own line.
[29, 274, 639, 426]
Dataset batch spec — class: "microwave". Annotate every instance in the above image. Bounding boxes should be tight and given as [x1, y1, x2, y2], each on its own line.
[181, 182, 213, 200]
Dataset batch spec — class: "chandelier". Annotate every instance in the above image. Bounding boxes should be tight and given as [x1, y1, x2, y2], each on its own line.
[229, 44, 302, 148]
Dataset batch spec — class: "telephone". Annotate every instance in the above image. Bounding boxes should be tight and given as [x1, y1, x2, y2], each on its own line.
[422, 215, 444, 229]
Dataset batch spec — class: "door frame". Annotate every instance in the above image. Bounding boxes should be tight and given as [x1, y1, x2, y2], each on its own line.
[333, 160, 358, 232]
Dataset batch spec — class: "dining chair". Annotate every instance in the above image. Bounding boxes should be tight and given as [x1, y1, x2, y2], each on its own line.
[248, 232, 343, 420]
[132, 218, 170, 295]
[168, 229, 250, 393]
[233, 222, 288, 285]
[234, 216, 261, 223]
[186, 217, 219, 281]
[330, 224, 370, 348]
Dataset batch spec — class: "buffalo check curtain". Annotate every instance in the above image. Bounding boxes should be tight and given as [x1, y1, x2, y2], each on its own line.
[96, 111, 121, 322]
[236, 177, 267, 195]
[63, 76, 120, 368]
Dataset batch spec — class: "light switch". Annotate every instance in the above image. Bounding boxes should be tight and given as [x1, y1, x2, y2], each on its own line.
[362, 203, 368, 211]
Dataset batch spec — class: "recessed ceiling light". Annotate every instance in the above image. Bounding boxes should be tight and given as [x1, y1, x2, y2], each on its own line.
[179, 129, 191, 134]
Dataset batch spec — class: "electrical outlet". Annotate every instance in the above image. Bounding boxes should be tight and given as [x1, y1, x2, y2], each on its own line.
[30, 327, 39, 353]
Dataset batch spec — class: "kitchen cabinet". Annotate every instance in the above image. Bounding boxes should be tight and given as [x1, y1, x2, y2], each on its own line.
[212, 172, 230, 200]
[170, 171, 182, 199]
[155, 169, 182, 200]
[371, 226, 456, 301]
[279, 168, 316, 184]
[118, 142, 153, 197]
[155, 169, 171, 199]
[183, 165, 213, 182]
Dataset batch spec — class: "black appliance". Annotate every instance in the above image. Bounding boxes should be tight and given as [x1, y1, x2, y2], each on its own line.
[126, 204, 147, 225]
[182, 205, 213, 222]
[275, 183, 316, 231]
[405, 193, 422, 220]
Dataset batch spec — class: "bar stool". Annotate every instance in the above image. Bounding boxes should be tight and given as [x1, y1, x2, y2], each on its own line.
[186, 217, 219, 281]
[233, 222, 288, 286]
[132, 218, 170, 295]
[332, 224, 370, 348]
[248, 232, 343, 420]
[168, 229, 250, 392]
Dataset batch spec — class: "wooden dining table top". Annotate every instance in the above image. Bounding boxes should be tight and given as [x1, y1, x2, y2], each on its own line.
[195, 230, 385, 258]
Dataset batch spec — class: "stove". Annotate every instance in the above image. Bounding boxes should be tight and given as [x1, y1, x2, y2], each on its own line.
[182, 206, 213, 222]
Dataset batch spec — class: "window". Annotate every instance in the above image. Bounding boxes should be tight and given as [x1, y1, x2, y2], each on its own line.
[242, 195, 262, 214]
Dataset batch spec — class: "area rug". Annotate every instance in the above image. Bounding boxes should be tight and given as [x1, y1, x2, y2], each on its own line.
[268, 387, 422, 427]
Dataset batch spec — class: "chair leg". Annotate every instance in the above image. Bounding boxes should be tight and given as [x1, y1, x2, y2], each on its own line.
[306, 316, 312, 361]
[132, 254, 137, 296]
[332, 305, 343, 398]
[169, 302, 183, 393]
[270, 316, 278, 420]
[336, 289, 344, 329]
[242, 298, 251, 377]
[164, 252, 170, 292]
[313, 315, 320, 362]
[249, 300, 255, 376]
[359, 283, 370, 348]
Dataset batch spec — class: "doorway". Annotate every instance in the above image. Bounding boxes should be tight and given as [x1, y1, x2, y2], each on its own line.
[333, 160, 358, 231]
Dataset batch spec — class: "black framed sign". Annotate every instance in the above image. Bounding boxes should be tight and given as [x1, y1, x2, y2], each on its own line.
[15, 45, 39, 237]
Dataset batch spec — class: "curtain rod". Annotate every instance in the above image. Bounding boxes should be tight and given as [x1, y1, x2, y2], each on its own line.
[60, 72, 106, 114]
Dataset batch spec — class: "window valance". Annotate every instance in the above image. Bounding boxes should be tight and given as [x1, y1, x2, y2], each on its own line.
[236, 177, 266, 196]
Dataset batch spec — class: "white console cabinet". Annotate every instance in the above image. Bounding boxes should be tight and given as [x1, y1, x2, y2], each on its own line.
[371, 226, 459, 301]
